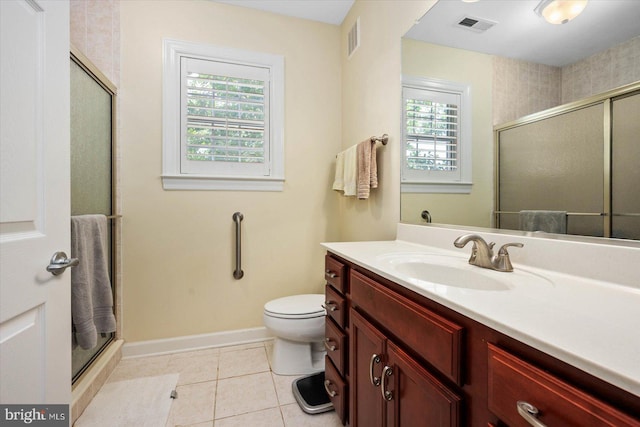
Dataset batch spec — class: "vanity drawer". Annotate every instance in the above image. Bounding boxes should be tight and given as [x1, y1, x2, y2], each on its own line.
[488, 343, 640, 427]
[325, 317, 347, 375]
[325, 255, 347, 294]
[325, 284, 347, 329]
[325, 356, 348, 425]
[350, 270, 463, 385]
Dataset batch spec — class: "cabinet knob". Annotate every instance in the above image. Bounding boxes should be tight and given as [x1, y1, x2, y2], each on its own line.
[517, 401, 547, 427]
[324, 379, 337, 397]
[322, 302, 337, 312]
[369, 353, 381, 386]
[381, 365, 394, 401]
[325, 269, 337, 279]
[324, 338, 337, 352]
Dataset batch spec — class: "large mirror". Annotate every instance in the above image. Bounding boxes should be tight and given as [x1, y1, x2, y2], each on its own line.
[400, 0, 640, 240]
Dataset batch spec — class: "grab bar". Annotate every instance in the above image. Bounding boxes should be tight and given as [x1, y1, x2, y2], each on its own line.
[232, 212, 244, 279]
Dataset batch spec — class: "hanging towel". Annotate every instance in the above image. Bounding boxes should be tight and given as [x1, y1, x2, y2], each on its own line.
[332, 150, 345, 192]
[71, 215, 116, 350]
[357, 138, 378, 199]
[333, 145, 358, 196]
[519, 210, 567, 234]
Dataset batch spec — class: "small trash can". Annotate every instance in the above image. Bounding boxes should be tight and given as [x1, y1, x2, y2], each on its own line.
[292, 371, 334, 414]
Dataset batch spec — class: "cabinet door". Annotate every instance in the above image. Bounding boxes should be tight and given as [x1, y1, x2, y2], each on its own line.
[384, 341, 462, 427]
[351, 309, 385, 427]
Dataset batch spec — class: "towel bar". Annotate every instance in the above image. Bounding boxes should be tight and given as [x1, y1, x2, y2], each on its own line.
[494, 211, 606, 216]
[371, 134, 388, 145]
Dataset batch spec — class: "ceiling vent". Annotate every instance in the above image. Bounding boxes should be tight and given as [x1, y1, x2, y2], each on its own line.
[348, 17, 360, 58]
[457, 16, 496, 33]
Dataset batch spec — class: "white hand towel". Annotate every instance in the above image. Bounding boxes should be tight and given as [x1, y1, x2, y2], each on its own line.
[333, 145, 358, 197]
[332, 151, 345, 191]
[342, 145, 358, 196]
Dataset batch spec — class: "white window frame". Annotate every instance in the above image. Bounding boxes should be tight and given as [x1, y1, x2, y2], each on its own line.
[401, 76, 472, 194]
[162, 38, 285, 191]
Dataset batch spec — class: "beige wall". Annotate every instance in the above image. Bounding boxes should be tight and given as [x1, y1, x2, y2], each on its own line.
[119, 1, 341, 341]
[338, 0, 435, 241]
[400, 40, 494, 227]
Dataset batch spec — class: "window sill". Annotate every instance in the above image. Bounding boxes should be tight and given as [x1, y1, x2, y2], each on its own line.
[401, 182, 472, 194]
[162, 175, 284, 191]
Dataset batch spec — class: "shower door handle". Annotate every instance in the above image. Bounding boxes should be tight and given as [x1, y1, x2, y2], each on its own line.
[46, 251, 79, 276]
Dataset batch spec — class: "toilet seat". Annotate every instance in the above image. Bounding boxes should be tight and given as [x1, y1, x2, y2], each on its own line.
[264, 294, 325, 319]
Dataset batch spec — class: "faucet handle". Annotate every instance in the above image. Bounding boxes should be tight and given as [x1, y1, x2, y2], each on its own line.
[498, 242, 524, 254]
[494, 242, 524, 272]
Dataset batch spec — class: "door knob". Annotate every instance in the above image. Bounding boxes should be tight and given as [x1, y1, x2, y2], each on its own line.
[46, 251, 79, 276]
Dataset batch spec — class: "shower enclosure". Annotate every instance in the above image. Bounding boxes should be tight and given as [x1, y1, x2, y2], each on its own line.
[494, 82, 640, 240]
[70, 48, 118, 383]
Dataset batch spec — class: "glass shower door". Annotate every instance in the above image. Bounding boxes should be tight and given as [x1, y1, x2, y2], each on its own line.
[70, 53, 116, 382]
[611, 91, 640, 240]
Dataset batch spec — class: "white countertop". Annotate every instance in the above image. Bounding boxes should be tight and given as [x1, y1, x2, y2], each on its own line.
[322, 224, 640, 397]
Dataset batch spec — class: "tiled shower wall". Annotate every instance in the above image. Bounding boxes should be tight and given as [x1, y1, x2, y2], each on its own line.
[562, 35, 640, 104]
[70, 0, 120, 87]
[493, 35, 640, 126]
[492, 57, 562, 126]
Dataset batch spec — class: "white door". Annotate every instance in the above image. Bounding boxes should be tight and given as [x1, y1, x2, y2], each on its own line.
[0, 0, 71, 404]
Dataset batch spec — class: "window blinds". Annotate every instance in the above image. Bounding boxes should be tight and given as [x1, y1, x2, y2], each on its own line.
[181, 57, 270, 176]
[403, 87, 460, 172]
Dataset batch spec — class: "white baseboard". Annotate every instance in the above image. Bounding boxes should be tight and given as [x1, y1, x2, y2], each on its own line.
[122, 327, 273, 359]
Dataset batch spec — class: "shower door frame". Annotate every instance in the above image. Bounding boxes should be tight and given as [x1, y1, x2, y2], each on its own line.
[70, 46, 119, 384]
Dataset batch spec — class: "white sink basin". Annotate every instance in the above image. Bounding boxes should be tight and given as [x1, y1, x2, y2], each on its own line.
[377, 253, 552, 292]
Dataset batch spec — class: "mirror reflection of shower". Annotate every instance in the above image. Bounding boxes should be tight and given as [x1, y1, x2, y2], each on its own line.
[70, 49, 118, 383]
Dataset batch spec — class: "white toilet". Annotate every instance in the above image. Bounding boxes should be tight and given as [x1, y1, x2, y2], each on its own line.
[263, 294, 326, 375]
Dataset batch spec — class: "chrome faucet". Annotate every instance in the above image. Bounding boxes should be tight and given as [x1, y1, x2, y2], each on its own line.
[453, 234, 523, 272]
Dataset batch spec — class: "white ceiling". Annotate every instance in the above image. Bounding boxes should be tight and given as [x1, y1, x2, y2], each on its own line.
[213, 0, 640, 67]
[405, 0, 640, 67]
[213, 0, 354, 25]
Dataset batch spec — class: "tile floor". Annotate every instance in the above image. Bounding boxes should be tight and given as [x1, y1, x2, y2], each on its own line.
[103, 341, 344, 427]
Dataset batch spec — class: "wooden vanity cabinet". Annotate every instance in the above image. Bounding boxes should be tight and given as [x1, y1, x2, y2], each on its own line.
[324, 251, 640, 427]
[324, 254, 349, 425]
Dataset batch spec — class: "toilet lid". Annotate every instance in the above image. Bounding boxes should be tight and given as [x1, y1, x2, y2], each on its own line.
[264, 294, 325, 319]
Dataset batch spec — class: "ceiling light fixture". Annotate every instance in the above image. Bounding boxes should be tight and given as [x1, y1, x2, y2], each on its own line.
[535, 0, 588, 25]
